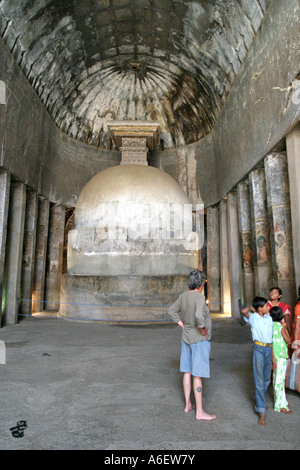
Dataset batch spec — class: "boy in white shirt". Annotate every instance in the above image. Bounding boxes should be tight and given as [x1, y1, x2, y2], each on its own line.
[242, 296, 275, 426]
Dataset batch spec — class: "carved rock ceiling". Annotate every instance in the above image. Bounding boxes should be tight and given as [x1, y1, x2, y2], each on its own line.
[0, 0, 271, 149]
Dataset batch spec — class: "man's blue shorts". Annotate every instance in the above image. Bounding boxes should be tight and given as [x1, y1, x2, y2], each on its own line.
[180, 340, 211, 378]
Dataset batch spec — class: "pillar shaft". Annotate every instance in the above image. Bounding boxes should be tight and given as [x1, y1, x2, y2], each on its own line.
[237, 181, 255, 307]
[219, 198, 231, 315]
[206, 206, 220, 312]
[32, 197, 50, 313]
[45, 204, 65, 310]
[20, 190, 38, 315]
[227, 191, 242, 317]
[249, 168, 272, 299]
[264, 152, 295, 307]
[5, 182, 26, 324]
[0, 170, 10, 324]
[286, 128, 300, 292]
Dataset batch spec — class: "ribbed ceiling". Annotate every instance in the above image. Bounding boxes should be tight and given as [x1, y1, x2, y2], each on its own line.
[0, 0, 271, 149]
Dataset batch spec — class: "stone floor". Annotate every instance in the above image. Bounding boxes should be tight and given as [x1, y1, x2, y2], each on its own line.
[0, 315, 299, 451]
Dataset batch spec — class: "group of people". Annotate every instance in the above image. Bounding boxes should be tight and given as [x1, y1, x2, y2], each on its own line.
[242, 286, 300, 426]
[168, 270, 300, 426]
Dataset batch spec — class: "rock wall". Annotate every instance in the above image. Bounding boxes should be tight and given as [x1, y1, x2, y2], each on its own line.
[0, 37, 120, 207]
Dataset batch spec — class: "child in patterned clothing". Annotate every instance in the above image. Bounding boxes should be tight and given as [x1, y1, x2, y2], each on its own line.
[270, 306, 292, 414]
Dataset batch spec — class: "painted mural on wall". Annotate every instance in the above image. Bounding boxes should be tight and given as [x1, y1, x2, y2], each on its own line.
[253, 221, 270, 266]
[241, 232, 253, 273]
[274, 228, 288, 279]
[257, 234, 268, 264]
[273, 211, 293, 280]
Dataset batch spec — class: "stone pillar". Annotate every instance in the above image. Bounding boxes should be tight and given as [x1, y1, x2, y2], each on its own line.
[237, 181, 255, 308]
[32, 197, 50, 313]
[286, 128, 300, 291]
[219, 198, 231, 315]
[264, 152, 296, 307]
[249, 168, 272, 299]
[20, 190, 38, 316]
[0, 170, 10, 325]
[227, 191, 242, 317]
[206, 206, 220, 312]
[45, 203, 65, 310]
[4, 182, 26, 324]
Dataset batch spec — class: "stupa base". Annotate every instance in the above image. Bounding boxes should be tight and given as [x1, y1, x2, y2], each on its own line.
[59, 274, 189, 322]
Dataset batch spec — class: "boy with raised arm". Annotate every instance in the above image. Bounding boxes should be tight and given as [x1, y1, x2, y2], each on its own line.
[242, 297, 275, 426]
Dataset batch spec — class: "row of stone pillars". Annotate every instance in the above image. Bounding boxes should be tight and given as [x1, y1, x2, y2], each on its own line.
[0, 172, 65, 326]
[207, 128, 300, 316]
[1, 129, 299, 325]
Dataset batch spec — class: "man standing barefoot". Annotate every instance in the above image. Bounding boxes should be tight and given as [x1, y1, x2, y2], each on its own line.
[168, 269, 216, 421]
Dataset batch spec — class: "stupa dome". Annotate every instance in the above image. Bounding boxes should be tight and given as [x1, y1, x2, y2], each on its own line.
[75, 164, 190, 230]
[67, 163, 198, 276]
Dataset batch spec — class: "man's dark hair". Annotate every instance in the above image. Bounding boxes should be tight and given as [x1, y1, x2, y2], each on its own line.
[252, 296, 268, 311]
[270, 306, 284, 322]
[188, 269, 206, 290]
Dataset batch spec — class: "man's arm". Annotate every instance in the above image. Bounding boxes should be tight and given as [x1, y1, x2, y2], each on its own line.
[195, 296, 210, 337]
[168, 297, 183, 327]
[202, 303, 212, 338]
[195, 297, 206, 327]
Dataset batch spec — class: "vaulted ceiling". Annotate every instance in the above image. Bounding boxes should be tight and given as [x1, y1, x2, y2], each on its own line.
[0, 0, 271, 149]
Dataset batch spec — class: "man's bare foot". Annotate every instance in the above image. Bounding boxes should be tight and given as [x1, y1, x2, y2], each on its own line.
[280, 408, 292, 414]
[258, 413, 267, 426]
[184, 404, 195, 413]
[196, 411, 216, 420]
